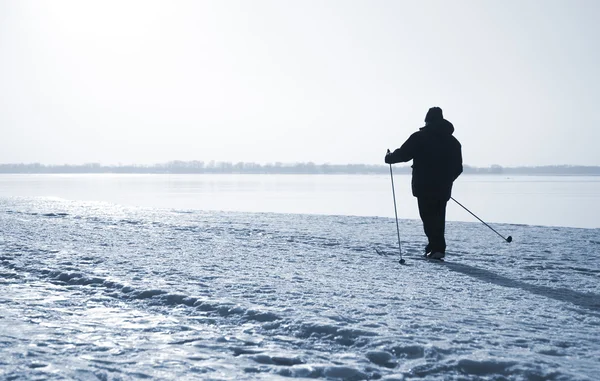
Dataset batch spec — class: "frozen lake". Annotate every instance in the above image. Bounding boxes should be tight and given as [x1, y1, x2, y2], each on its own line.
[0, 174, 599, 228]
[1, 196, 599, 380]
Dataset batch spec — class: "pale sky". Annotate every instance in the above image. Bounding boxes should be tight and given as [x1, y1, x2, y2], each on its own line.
[1, 0, 599, 167]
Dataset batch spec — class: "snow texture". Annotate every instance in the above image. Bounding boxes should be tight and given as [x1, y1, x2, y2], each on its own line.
[1, 198, 599, 380]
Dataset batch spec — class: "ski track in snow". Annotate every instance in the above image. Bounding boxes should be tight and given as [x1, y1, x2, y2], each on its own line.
[1, 198, 599, 380]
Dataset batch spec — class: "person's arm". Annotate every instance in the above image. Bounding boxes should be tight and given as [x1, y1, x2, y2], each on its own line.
[385, 133, 418, 164]
[452, 141, 463, 181]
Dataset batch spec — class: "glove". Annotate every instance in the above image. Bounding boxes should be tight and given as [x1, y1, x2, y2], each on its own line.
[384, 149, 392, 164]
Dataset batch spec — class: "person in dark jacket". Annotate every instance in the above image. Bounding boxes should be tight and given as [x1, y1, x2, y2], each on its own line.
[385, 107, 462, 259]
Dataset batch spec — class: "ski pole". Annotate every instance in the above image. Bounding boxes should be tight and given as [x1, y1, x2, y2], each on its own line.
[450, 197, 513, 243]
[387, 150, 406, 264]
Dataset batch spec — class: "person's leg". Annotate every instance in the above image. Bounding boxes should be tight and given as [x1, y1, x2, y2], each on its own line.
[429, 199, 447, 254]
[417, 197, 434, 254]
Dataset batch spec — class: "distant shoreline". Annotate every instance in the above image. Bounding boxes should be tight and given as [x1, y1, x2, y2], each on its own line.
[1, 162, 599, 176]
[1, 173, 598, 177]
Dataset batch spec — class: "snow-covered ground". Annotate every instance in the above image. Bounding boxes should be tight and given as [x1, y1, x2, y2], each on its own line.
[1, 197, 599, 380]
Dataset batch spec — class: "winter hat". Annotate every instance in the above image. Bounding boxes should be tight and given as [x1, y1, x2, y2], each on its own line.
[424, 107, 443, 124]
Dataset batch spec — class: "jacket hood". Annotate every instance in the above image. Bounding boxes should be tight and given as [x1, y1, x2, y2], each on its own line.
[420, 118, 454, 134]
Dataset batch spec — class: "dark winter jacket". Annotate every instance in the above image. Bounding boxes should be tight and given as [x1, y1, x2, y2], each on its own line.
[385, 119, 462, 200]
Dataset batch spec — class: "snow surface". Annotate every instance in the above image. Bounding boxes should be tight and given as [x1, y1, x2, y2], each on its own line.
[1, 197, 599, 380]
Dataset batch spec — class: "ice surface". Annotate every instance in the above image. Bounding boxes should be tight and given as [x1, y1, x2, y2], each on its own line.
[1, 198, 599, 380]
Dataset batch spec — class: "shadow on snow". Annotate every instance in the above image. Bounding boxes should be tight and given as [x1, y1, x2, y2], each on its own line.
[444, 262, 600, 313]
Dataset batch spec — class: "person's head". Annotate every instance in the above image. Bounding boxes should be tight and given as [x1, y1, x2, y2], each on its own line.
[424, 107, 443, 125]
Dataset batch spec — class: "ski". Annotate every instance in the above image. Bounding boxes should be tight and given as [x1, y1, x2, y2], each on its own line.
[419, 254, 445, 262]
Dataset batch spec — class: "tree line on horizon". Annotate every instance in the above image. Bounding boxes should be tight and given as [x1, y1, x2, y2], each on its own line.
[0, 161, 599, 175]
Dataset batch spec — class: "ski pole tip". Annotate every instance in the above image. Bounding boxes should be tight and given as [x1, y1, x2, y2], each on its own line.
[506, 236, 513, 243]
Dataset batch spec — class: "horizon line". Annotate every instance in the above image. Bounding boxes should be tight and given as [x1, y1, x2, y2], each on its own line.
[1, 161, 600, 169]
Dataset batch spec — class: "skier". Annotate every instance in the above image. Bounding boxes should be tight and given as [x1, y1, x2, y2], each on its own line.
[385, 107, 463, 259]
